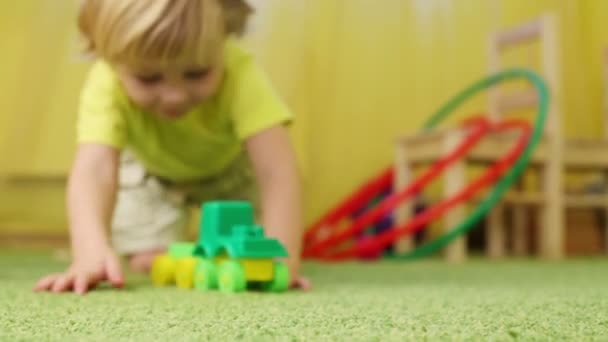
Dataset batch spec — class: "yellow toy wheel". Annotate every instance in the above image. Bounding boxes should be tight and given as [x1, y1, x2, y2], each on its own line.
[175, 257, 197, 289]
[151, 254, 177, 287]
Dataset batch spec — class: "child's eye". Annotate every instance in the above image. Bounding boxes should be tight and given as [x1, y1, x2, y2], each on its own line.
[136, 74, 163, 85]
[184, 69, 211, 81]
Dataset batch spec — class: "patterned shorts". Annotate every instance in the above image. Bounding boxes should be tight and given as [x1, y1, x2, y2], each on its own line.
[110, 151, 260, 255]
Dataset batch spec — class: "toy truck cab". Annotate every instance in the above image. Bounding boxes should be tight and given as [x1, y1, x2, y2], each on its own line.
[151, 201, 290, 293]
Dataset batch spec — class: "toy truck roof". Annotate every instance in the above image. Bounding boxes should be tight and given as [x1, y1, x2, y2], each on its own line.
[221, 235, 288, 258]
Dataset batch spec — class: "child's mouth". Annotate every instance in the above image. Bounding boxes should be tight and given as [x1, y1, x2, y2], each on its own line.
[160, 108, 187, 119]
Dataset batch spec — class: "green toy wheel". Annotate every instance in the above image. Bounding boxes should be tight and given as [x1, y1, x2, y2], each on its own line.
[194, 258, 218, 291]
[151, 254, 177, 287]
[264, 262, 290, 292]
[175, 257, 197, 289]
[218, 260, 246, 293]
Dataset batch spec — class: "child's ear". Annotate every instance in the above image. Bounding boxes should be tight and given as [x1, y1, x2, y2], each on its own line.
[219, 0, 254, 36]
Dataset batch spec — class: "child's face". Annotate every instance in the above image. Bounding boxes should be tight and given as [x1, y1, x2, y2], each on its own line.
[114, 57, 224, 120]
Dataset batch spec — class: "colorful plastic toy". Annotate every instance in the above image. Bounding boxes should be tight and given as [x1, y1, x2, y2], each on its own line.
[150, 201, 290, 293]
[303, 118, 531, 260]
[303, 68, 548, 261]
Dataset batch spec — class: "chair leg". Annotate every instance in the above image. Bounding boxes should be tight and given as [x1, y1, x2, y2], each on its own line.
[539, 149, 564, 259]
[605, 210, 608, 255]
[443, 131, 467, 262]
[393, 143, 414, 254]
[512, 205, 528, 256]
[487, 203, 506, 258]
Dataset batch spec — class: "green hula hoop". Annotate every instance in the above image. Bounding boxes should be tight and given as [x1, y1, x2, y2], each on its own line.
[392, 68, 549, 260]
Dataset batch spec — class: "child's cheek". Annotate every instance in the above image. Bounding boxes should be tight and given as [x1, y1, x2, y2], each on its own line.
[196, 69, 223, 100]
[125, 82, 157, 109]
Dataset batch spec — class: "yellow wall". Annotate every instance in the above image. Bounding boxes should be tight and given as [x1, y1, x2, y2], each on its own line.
[1, 0, 607, 235]
[0, 1, 90, 176]
[581, 0, 608, 136]
[0, 1, 87, 234]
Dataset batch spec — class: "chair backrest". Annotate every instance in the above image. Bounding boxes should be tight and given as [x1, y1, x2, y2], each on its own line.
[487, 14, 561, 139]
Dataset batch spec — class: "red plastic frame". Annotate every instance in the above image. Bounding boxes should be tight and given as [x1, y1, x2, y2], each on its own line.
[318, 120, 531, 260]
[303, 117, 491, 256]
[303, 118, 531, 260]
[303, 168, 394, 246]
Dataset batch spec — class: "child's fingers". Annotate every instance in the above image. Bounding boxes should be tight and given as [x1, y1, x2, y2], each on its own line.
[105, 255, 124, 288]
[290, 277, 312, 291]
[73, 274, 91, 295]
[299, 278, 312, 291]
[33, 274, 61, 292]
[51, 274, 75, 293]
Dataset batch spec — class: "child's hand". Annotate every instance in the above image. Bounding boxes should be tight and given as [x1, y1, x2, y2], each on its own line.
[33, 245, 124, 295]
[287, 262, 311, 291]
[290, 275, 312, 291]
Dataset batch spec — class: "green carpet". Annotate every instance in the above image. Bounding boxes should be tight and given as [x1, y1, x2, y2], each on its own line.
[1, 250, 608, 341]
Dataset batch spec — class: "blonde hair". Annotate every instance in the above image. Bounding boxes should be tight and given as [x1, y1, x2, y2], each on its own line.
[78, 0, 253, 65]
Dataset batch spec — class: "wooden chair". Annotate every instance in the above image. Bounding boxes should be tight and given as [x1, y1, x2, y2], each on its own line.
[393, 13, 608, 262]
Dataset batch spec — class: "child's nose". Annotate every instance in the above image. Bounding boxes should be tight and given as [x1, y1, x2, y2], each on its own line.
[161, 87, 188, 105]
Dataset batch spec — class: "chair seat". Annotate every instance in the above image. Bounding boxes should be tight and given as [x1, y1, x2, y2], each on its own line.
[484, 191, 608, 208]
[420, 190, 608, 208]
[397, 128, 608, 170]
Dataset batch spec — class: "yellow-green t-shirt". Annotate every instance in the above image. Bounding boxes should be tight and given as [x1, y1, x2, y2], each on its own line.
[77, 39, 292, 182]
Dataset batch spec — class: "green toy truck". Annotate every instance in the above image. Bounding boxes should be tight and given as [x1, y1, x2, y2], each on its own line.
[150, 201, 290, 293]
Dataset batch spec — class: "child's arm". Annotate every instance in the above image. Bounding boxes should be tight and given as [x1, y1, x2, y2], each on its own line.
[34, 144, 124, 294]
[245, 125, 310, 290]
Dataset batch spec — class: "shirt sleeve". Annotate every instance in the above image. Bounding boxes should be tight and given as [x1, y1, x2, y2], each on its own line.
[230, 59, 293, 140]
[76, 61, 127, 149]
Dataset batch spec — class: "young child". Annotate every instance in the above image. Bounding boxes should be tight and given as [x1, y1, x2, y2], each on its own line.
[34, 0, 309, 294]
